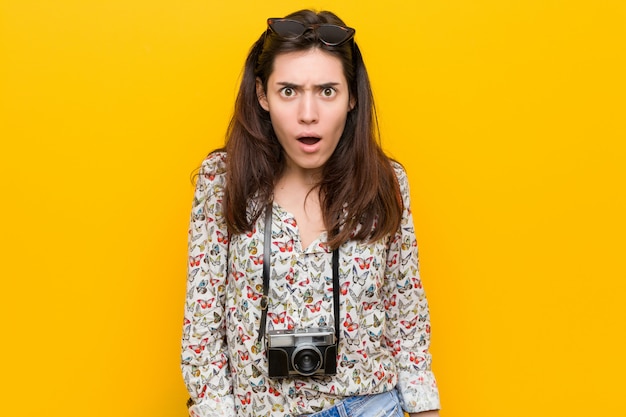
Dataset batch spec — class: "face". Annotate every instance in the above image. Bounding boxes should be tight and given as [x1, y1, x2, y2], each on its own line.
[257, 48, 354, 177]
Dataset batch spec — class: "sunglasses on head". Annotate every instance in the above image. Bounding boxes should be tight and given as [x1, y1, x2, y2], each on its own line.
[267, 18, 356, 46]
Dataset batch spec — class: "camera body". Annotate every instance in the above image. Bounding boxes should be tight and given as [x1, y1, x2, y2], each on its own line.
[266, 327, 337, 378]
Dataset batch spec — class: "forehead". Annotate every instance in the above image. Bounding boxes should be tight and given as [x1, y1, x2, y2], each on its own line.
[268, 48, 347, 84]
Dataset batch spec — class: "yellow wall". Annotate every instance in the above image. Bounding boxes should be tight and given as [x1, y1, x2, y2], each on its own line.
[1, 1, 625, 416]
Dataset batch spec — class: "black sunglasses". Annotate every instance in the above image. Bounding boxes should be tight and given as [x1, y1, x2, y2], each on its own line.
[267, 18, 356, 46]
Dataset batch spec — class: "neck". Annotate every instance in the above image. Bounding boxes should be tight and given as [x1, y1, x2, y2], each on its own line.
[280, 163, 322, 188]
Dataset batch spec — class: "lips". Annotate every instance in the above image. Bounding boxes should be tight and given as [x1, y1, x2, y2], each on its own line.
[297, 136, 321, 145]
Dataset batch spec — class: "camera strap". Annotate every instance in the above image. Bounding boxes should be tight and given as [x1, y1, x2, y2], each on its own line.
[257, 203, 341, 346]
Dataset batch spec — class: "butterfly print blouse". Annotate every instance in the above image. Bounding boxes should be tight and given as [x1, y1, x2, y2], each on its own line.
[182, 152, 440, 417]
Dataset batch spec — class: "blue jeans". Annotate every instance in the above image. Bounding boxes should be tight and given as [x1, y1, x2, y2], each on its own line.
[303, 389, 404, 417]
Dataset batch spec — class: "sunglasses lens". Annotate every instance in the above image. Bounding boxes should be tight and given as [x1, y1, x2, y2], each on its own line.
[270, 20, 306, 39]
[317, 25, 353, 45]
[267, 19, 355, 46]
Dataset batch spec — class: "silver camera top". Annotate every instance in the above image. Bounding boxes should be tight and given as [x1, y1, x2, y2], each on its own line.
[266, 327, 335, 348]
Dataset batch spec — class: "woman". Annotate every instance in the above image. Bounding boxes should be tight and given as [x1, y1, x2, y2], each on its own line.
[182, 9, 441, 417]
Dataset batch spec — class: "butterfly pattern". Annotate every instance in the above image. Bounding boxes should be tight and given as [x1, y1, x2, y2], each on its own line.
[182, 152, 440, 417]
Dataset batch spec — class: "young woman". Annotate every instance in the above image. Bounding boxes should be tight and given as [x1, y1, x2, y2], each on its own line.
[182, 9, 441, 417]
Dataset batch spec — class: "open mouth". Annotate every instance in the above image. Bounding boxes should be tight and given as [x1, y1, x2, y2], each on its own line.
[298, 137, 321, 145]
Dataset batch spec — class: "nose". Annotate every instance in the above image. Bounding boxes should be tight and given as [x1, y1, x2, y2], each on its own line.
[298, 94, 319, 124]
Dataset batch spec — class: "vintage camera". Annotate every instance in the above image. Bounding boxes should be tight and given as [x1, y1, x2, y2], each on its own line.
[266, 327, 337, 378]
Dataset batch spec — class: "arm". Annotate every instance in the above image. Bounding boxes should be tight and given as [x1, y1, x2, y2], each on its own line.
[409, 412, 440, 417]
[181, 153, 236, 417]
[384, 164, 441, 414]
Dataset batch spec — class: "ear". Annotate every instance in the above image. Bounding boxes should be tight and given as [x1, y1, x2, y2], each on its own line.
[349, 95, 356, 111]
[256, 77, 269, 111]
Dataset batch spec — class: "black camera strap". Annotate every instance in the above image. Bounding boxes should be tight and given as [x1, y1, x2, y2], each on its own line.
[257, 203, 341, 346]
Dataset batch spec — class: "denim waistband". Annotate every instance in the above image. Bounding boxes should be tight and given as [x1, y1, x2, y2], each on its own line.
[299, 389, 404, 417]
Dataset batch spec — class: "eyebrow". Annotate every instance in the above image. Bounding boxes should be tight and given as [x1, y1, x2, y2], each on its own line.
[276, 81, 342, 89]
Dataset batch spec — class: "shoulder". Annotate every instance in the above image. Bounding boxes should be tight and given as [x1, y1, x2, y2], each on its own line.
[390, 160, 409, 190]
[198, 151, 228, 186]
[193, 151, 228, 203]
[389, 160, 412, 207]
[200, 150, 227, 175]
[390, 160, 407, 182]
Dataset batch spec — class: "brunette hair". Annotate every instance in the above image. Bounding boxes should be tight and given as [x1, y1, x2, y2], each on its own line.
[221, 9, 402, 249]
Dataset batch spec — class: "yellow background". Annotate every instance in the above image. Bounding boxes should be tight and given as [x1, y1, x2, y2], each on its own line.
[1, 0, 625, 416]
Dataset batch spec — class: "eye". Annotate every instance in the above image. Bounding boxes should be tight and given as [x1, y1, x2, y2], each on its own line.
[321, 87, 336, 97]
[280, 87, 295, 97]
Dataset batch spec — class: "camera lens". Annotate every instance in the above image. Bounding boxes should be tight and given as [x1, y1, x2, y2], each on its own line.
[292, 345, 322, 376]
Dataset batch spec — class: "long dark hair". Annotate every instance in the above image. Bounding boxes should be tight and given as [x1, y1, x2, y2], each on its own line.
[221, 9, 402, 249]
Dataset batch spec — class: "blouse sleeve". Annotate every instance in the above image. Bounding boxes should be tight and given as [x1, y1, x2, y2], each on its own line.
[181, 152, 236, 417]
[383, 163, 441, 413]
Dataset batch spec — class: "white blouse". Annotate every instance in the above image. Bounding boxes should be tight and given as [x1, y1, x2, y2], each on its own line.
[182, 152, 440, 417]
